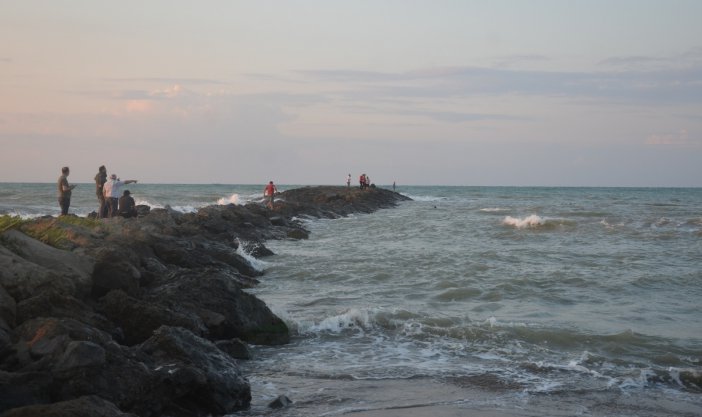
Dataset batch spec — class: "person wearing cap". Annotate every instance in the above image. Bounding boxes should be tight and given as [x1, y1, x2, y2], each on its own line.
[103, 174, 137, 218]
[118, 189, 138, 218]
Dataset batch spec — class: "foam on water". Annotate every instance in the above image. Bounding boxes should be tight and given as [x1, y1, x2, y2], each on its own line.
[235, 240, 268, 273]
[217, 193, 240, 205]
[502, 214, 546, 228]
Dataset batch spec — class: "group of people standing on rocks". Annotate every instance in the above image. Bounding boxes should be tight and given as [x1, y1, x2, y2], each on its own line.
[55, 165, 138, 218]
[358, 173, 372, 189]
[94, 166, 138, 218]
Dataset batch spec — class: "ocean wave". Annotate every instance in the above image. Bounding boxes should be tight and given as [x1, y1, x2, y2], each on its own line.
[502, 215, 575, 229]
[235, 240, 268, 273]
[217, 193, 240, 205]
[480, 207, 509, 213]
[293, 308, 374, 335]
[401, 194, 446, 202]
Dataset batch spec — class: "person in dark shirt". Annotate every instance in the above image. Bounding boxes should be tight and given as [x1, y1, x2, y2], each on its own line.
[118, 190, 138, 218]
[94, 165, 108, 218]
[57, 166, 76, 216]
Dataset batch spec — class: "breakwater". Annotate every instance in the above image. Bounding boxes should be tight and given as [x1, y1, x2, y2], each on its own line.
[0, 186, 409, 416]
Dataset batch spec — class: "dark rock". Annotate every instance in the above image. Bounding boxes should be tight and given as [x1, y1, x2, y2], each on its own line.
[13, 318, 113, 371]
[0, 370, 53, 413]
[286, 229, 309, 240]
[135, 205, 150, 217]
[98, 290, 207, 345]
[53, 341, 106, 372]
[91, 249, 141, 298]
[215, 338, 253, 360]
[241, 241, 275, 258]
[268, 394, 293, 409]
[0, 395, 137, 417]
[0, 230, 93, 302]
[0, 286, 16, 330]
[139, 326, 251, 414]
[146, 270, 289, 345]
[15, 290, 116, 335]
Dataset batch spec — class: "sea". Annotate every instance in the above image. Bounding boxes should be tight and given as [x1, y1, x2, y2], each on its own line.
[1, 183, 701, 416]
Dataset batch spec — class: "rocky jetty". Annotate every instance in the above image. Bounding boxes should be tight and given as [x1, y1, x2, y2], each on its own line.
[0, 186, 409, 416]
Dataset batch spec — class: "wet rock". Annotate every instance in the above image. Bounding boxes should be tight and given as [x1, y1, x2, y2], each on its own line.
[241, 241, 275, 258]
[268, 394, 293, 409]
[146, 270, 289, 345]
[139, 326, 251, 415]
[286, 229, 309, 240]
[215, 338, 253, 360]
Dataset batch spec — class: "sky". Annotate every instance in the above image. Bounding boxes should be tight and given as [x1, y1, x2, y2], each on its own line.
[1, 0, 701, 186]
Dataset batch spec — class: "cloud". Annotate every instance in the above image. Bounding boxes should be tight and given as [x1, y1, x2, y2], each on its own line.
[491, 54, 550, 68]
[0, 58, 11, 63]
[295, 63, 702, 105]
[104, 77, 228, 85]
[646, 129, 699, 146]
[599, 47, 702, 71]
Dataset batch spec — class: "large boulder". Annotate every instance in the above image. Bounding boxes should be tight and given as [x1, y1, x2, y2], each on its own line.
[146, 270, 289, 345]
[98, 290, 206, 345]
[15, 290, 116, 335]
[139, 326, 251, 415]
[0, 230, 94, 302]
[90, 248, 142, 298]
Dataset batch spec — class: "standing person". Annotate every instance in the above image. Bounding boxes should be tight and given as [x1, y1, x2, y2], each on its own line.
[103, 174, 137, 218]
[57, 166, 76, 216]
[118, 190, 138, 218]
[346, 173, 351, 188]
[94, 165, 108, 218]
[359, 174, 366, 189]
[263, 181, 277, 209]
[393, 181, 396, 191]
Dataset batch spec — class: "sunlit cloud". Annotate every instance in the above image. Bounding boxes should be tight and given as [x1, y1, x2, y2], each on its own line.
[646, 129, 699, 146]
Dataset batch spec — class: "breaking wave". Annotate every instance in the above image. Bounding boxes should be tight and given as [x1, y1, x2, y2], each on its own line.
[502, 215, 574, 229]
[217, 193, 240, 205]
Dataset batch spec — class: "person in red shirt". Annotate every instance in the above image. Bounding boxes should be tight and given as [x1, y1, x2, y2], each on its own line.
[264, 181, 277, 209]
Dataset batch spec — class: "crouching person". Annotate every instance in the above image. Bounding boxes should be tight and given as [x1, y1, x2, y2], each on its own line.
[118, 190, 138, 218]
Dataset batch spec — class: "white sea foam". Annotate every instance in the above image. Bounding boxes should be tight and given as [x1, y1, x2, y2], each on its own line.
[235, 240, 268, 273]
[502, 215, 546, 228]
[401, 194, 446, 202]
[217, 193, 240, 205]
[480, 207, 509, 213]
[296, 308, 373, 334]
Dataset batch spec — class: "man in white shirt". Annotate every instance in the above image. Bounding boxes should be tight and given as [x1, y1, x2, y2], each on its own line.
[103, 174, 137, 218]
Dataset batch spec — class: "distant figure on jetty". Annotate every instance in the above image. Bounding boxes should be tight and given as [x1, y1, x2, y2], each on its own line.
[359, 173, 368, 190]
[393, 181, 396, 191]
[264, 181, 278, 209]
[103, 174, 138, 218]
[94, 165, 108, 218]
[118, 190, 138, 218]
[57, 166, 77, 216]
[346, 173, 351, 188]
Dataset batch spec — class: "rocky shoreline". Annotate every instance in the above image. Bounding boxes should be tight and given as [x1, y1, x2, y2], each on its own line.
[0, 186, 410, 417]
